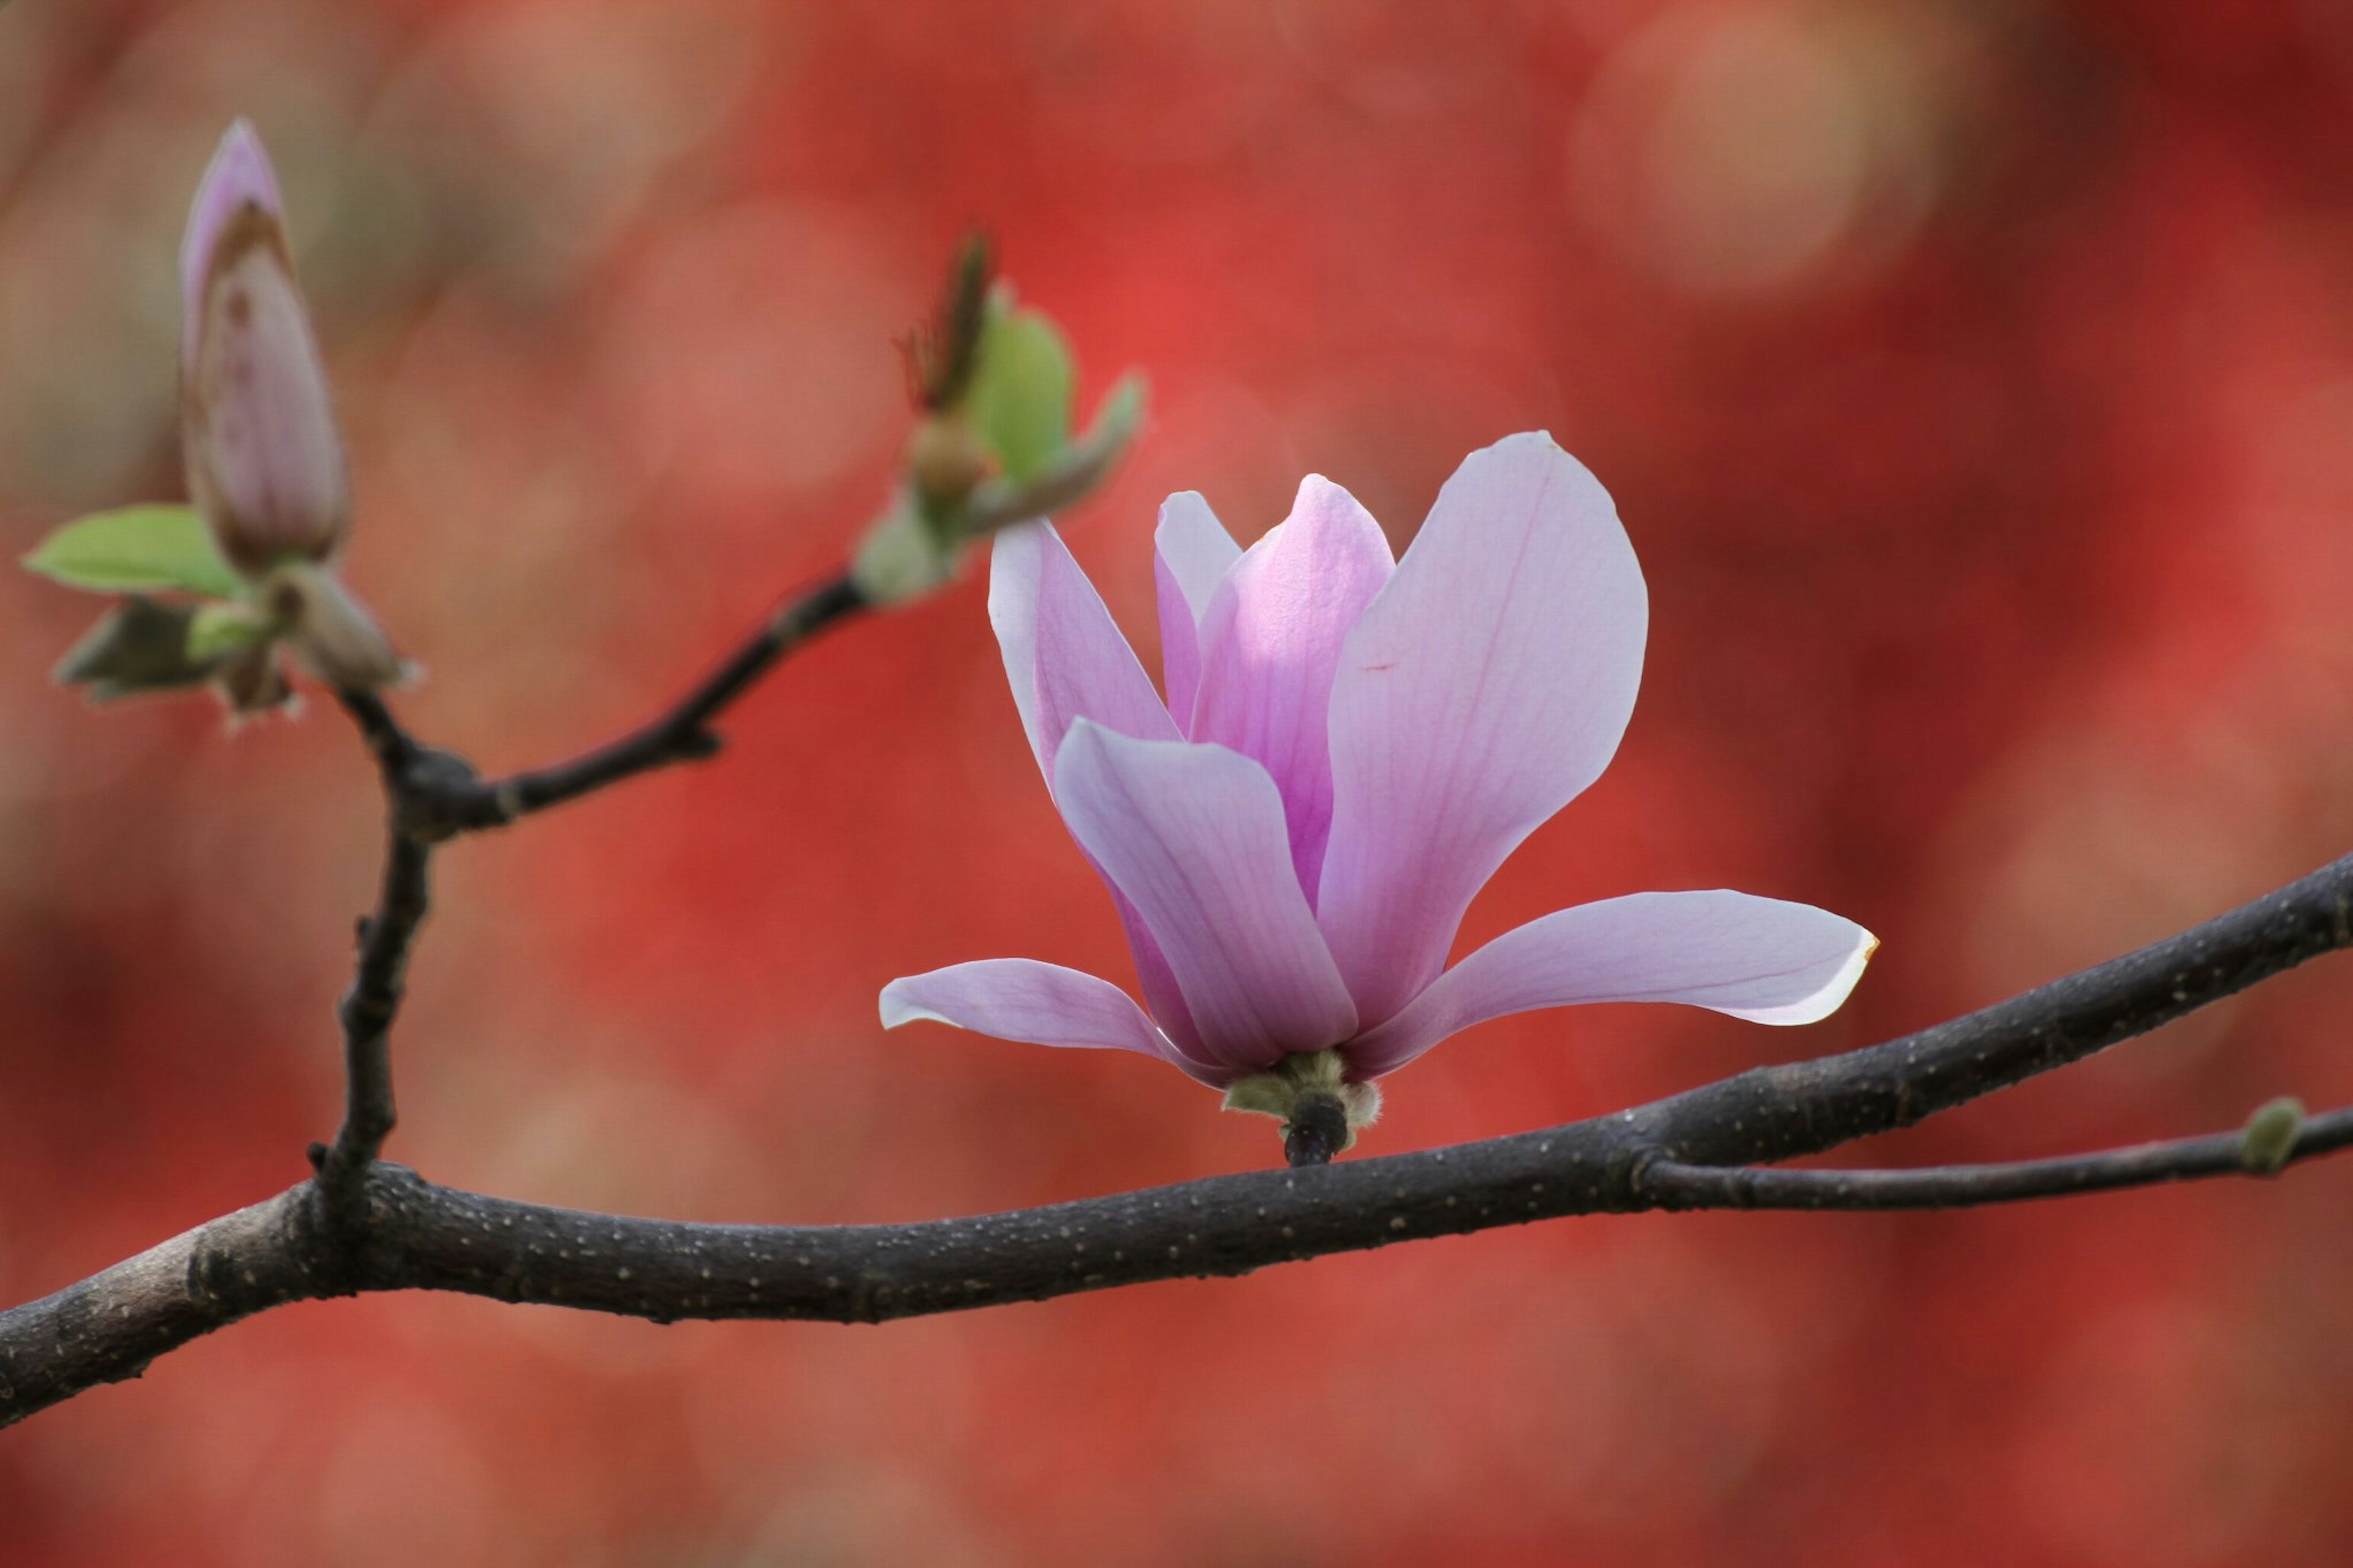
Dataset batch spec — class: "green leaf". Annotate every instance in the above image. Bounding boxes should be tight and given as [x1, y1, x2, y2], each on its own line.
[52, 597, 218, 702]
[22, 506, 244, 601]
[966, 298, 1073, 482]
[186, 600, 277, 662]
[964, 373, 1148, 536]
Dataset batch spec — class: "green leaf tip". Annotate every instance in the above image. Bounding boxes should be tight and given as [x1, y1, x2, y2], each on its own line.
[23, 506, 244, 602]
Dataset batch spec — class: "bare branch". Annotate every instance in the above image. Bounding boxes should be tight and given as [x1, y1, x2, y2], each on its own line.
[304, 572, 867, 1197]
[1642, 1105, 2353, 1210]
[6, 849, 2350, 1430]
[1628, 848, 2353, 1164]
[304, 573, 870, 1207]
[345, 574, 865, 837]
[0, 1186, 324, 1423]
[313, 830, 433, 1213]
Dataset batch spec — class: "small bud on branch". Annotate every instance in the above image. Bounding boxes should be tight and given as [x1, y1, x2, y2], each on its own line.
[853, 245, 1146, 607]
[2241, 1096, 2306, 1175]
[21, 121, 405, 715]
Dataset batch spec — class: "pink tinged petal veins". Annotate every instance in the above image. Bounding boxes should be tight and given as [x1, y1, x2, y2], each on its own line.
[1051, 721, 1358, 1070]
[879, 958, 1228, 1085]
[1317, 432, 1648, 1028]
[1152, 491, 1241, 724]
[1154, 556, 1200, 725]
[1346, 890, 1878, 1078]
[988, 526, 1051, 752]
[1189, 477, 1393, 902]
[990, 523, 1179, 769]
[988, 526, 1202, 1053]
[1031, 533, 1183, 756]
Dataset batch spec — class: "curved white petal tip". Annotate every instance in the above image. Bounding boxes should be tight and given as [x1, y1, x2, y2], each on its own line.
[1729, 927, 1877, 1026]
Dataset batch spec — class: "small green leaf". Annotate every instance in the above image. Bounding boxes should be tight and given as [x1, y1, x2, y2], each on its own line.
[52, 597, 219, 702]
[186, 600, 277, 662]
[23, 505, 244, 601]
[966, 298, 1073, 482]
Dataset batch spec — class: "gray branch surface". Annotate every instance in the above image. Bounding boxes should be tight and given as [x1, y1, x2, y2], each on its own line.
[5, 566, 2349, 1432]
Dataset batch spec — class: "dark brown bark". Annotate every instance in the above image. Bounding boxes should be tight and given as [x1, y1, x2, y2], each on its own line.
[6, 850, 2350, 1428]
[7, 564, 2346, 1433]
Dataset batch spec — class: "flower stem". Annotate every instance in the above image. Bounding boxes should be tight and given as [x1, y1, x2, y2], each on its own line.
[1283, 1091, 1351, 1167]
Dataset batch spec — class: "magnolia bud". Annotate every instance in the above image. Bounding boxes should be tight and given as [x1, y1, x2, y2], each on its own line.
[2240, 1096, 2306, 1176]
[178, 121, 350, 578]
[904, 413, 993, 510]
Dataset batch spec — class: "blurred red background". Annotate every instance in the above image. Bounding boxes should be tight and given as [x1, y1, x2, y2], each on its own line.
[5, 0, 2353, 1562]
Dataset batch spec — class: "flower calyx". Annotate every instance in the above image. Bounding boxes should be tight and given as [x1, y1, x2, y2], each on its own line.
[1222, 1050, 1383, 1167]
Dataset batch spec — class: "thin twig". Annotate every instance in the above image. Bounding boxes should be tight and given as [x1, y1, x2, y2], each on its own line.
[1629, 848, 2353, 1165]
[313, 830, 432, 1215]
[335, 688, 417, 781]
[360, 574, 865, 836]
[303, 574, 867, 1208]
[6, 849, 2351, 1429]
[304, 574, 865, 1205]
[1642, 1107, 2353, 1210]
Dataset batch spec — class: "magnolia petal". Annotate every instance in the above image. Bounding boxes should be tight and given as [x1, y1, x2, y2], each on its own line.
[1154, 557, 1201, 729]
[1033, 532, 1188, 750]
[1053, 721, 1358, 1070]
[879, 958, 1226, 1086]
[991, 522, 1180, 771]
[1346, 890, 1877, 1077]
[1153, 491, 1240, 724]
[1189, 476, 1392, 899]
[1318, 432, 1646, 1026]
[989, 525, 1200, 1051]
[988, 523, 1051, 759]
[179, 121, 283, 368]
[1155, 491, 1241, 623]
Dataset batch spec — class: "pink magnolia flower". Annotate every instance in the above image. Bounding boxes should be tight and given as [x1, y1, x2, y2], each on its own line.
[881, 432, 1874, 1149]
